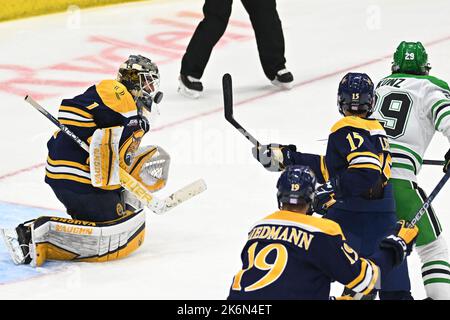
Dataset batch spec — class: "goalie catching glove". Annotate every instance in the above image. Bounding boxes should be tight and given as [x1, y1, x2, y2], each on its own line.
[123, 145, 171, 210]
[89, 123, 171, 211]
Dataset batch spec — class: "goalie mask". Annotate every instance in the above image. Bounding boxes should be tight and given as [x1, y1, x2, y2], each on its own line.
[117, 55, 164, 116]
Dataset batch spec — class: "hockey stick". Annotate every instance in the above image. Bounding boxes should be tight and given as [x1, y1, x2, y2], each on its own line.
[25, 95, 206, 215]
[423, 159, 445, 166]
[409, 169, 450, 227]
[223, 73, 445, 169]
[223, 73, 261, 148]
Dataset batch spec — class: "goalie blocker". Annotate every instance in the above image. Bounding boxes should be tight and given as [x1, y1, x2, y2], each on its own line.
[1, 209, 146, 267]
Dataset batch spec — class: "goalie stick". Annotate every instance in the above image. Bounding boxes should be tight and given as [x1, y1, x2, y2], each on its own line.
[25, 95, 206, 215]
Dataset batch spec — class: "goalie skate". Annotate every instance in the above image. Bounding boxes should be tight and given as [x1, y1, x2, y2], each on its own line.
[0, 227, 31, 265]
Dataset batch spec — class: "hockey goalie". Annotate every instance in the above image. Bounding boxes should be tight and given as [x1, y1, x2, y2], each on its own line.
[1, 55, 172, 267]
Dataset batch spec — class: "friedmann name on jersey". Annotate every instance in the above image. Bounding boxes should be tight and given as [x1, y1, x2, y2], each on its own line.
[248, 225, 314, 250]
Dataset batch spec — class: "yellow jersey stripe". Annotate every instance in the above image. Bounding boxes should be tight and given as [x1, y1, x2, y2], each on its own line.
[348, 163, 382, 172]
[346, 259, 368, 289]
[320, 156, 330, 182]
[45, 171, 92, 184]
[60, 106, 93, 119]
[101, 128, 112, 186]
[129, 147, 157, 176]
[119, 135, 134, 166]
[263, 211, 345, 238]
[331, 116, 384, 134]
[47, 157, 90, 172]
[362, 260, 379, 295]
[59, 119, 96, 128]
[86, 102, 99, 110]
[347, 151, 381, 163]
[99, 185, 121, 191]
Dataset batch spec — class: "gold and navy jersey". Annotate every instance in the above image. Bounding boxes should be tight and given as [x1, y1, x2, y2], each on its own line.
[285, 116, 393, 209]
[45, 80, 144, 193]
[228, 211, 395, 300]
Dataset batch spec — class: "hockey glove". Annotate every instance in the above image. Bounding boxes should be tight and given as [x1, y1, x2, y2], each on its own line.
[126, 115, 150, 134]
[444, 148, 450, 173]
[252, 144, 296, 172]
[312, 180, 337, 215]
[379, 220, 419, 266]
[122, 116, 150, 166]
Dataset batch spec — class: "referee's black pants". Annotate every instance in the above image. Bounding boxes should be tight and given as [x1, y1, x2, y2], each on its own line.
[180, 0, 287, 80]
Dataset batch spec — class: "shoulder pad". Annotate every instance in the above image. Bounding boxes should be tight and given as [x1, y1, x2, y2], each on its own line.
[331, 116, 385, 136]
[259, 211, 346, 239]
[96, 80, 138, 118]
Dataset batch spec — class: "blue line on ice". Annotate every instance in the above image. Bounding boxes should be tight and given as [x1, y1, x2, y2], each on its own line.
[0, 202, 66, 285]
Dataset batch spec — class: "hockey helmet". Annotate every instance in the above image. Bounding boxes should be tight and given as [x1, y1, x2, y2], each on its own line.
[117, 55, 163, 113]
[392, 41, 431, 75]
[337, 72, 375, 117]
[276, 165, 317, 210]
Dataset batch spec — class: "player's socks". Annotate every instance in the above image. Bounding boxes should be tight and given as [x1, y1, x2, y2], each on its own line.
[421, 260, 450, 299]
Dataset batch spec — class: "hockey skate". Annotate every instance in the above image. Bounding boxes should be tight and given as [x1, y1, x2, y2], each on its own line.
[178, 74, 203, 99]
[0, 223, 33, 265]
[271, 69, 294, 90]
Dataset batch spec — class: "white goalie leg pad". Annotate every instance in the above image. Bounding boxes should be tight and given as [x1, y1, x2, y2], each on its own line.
[416, 235, 450, 300]
[29, 210, 146, 267]
[125, 145, 171, 210]
[89, 126, 123, 187]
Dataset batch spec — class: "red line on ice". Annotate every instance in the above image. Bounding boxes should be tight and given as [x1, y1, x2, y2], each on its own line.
[0, 163, 45, 181]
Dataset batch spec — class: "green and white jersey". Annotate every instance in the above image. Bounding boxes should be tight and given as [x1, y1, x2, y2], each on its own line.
[372, 73, 450, 182]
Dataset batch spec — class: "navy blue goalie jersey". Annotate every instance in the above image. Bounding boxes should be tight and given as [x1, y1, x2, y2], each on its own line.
[228, 211, 388, 300]
[45, 80, 144, 193]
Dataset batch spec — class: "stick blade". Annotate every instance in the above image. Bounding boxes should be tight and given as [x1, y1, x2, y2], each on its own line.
[223, 73, 233, 121]
[155, 179, 207, 214]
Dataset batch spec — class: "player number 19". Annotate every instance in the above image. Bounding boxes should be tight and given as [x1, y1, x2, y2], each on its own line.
[232, 242, 288, 292]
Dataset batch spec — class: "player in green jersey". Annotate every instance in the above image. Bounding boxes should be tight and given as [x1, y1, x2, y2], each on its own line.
[372, 41, 450, 299]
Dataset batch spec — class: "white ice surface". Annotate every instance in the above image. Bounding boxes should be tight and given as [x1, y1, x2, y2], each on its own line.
[0, 0, 449, 299]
